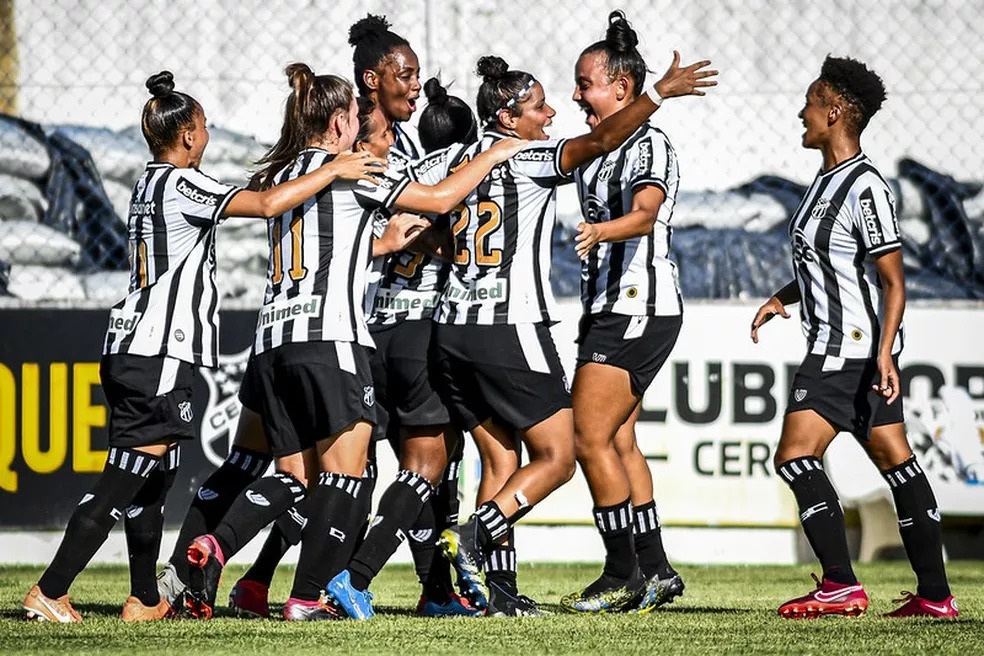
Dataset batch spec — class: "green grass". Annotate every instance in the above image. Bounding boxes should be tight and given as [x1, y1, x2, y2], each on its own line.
[1, 562, 981, 655]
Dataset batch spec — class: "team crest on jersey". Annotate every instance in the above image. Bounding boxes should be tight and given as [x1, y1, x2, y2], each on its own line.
[363, 385, 375, 407]
[199, 346, 251, 468]
[810, 197, 831, 221]
[178, 400, 194, 423]
[794, 389, 808, 402]
[597, 159, 617, 182]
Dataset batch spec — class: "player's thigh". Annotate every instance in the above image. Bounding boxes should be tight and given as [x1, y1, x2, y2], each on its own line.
[572, 362, 639, 447]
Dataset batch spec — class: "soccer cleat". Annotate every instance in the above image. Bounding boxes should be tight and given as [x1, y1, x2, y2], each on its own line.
[438, 524, 488, 610]
[629, 572, 686, 614]
[229, 579, 270, 619]
[186, 534, 225, 619]
[156, 562, 187, 613]
[283, 594, 343, 621]
[23, 585, 82, 623]
[121, 595, 174, 622]
[487, 580, 549, 617]
[417, 591, 484, 617]
[885, 592, 959, 618]
[560, 569, 646, 614]
[778, 573, 869, 619]
[325, 570, 375, 620]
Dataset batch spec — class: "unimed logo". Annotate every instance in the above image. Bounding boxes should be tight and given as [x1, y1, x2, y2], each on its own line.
[258, 295, 322, 328]
[107, 309, 142, 334]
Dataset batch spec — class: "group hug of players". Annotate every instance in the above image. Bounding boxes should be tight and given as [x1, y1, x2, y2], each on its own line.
[22, 9, 960, 624]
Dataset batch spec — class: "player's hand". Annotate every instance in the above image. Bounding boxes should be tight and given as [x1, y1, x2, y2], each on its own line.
[750, 296, 790, 344]
[327, 150, 386, 184]
[574, 222, 602, 260]
[654, 51, 718, 99]
[488, 137, 531, 163]
[376, 213, 430, 255]
[872, 353, 901, 405]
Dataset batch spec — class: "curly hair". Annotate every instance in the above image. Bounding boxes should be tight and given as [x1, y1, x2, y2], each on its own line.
[818, 55, 887, 135]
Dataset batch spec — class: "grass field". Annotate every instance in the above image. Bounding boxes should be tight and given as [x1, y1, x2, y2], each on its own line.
[1, 562, 981, 655]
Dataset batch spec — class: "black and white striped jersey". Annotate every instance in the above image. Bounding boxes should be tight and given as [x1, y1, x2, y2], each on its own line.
[419, 132, 571, 325]
[253, 148, 410, 354]
[364, 127, 450, 327]
[574, 122, 681, 317]
[788, 152, 902, 360]
[103, 163, 241, 368]
[393, 122, 421, 162]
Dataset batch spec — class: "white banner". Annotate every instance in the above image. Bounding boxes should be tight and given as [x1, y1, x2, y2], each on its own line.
[454, 300, 984, 528]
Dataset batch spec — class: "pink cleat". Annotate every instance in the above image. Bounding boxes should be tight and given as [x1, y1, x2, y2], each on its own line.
[778, 573, 868, 619]
[886, 592, 959, 618]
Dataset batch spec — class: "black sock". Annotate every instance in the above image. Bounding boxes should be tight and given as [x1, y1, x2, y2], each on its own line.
[485, 539, 518, 593]
[884, 457, 951, 601]
[417, 458, 461, 600]
[594, 499, 637, 580]
[473, 501, 509, 555]
[290, 472, 365, 601]
[778, 456, 856, 585]
[350, 470, 435, 591]
[350, 460, 378, 556]
[211, 471, 306, 559]
[39, 447, 160, 598]
[124, 444, 180, 605]
[241, 498, 310, 587]
[168, 447, 270, 583]
[633, 500, 674, 579]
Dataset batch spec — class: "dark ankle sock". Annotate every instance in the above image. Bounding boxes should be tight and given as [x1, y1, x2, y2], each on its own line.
[168, 447, 270, 583]
[633, 500, 674, 579]
[884, 457, 951, 601]
[594, 498, 637, 580]
[211, 471, 306, 559]
[474, 501, 509, 552]
[349, 470, 435, 591]
[39, 447, 161, 598]
[778, 456, 856, 585]
[241, 497, 311, 587]
[485, 541, 518, 592]
[290, 472, 365, 601]
[124, 444, 180, 605]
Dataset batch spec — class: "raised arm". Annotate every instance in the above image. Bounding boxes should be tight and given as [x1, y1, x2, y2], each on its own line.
[559, 51, 717, 174]
[750, 280, 800, 344]
[392, 139, 528, 215]
[225, 151, 384, 218]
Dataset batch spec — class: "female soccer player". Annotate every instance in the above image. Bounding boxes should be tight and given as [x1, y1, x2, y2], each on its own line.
[181, 63, 525, 621]
[560, 11, 685, 614]
[325, 77, 484, 620]
[429, 51, 716, 613]
[750, 56, 957, 619]
[22, 71, 383, 623]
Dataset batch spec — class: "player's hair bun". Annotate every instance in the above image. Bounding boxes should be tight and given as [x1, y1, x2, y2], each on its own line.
[423, 77, 449, 105]
[349, 14, 390, 46]
[285, 62, 314, 92]
[146, 71, 175, 98]
[476, 56, 509, 82]
[605, 10, 639, 52]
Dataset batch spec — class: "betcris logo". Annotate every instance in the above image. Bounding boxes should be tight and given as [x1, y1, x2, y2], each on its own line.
[634, 140, 652, 175]
[514, 148, 554, 162]
[858, 189, 882, 246]
[176, 178, 219, 207]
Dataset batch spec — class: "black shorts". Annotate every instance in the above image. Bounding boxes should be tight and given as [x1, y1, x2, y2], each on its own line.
[785, 354, 905, 439]
[575, 312, 682, 396]
[433, 322, 571, 433]
[100, 353, 198, 448]
[369, 320, 450, 442]
[239, 342, 376, 457]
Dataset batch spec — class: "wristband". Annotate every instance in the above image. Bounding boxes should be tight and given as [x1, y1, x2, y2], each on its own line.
[644, 87, 665, 107]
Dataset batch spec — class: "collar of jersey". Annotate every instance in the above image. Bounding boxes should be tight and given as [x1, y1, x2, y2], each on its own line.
[818, 151, 867, 178]
[146, 161, 176, 169]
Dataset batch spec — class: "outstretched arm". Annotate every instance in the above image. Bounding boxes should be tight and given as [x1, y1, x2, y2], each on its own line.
[393, 139, 528, 215]
[559, 51, 717, 174]
[750, 280, 800, 343]
[225, 151, 384, 218]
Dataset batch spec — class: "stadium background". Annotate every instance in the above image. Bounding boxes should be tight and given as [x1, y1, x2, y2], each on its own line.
[0, 0, 982, 566]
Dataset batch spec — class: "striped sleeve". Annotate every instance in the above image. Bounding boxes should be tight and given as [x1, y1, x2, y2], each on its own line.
[510, 138, 572, 187]
[175, 169, 241, 226]
[626, 131, 670, 194]
[854, 178, 901, 256]
[352, 164, 412, 211]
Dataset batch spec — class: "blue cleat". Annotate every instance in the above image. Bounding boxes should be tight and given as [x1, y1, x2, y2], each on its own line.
[325, 570, 375, 620]
[438, 524, 488, 611]
[629, 572, 685, 614]
[417, 591, 484, 617]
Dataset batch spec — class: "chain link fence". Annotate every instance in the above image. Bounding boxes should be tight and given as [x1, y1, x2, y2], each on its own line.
[1, 0, 982, 305]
